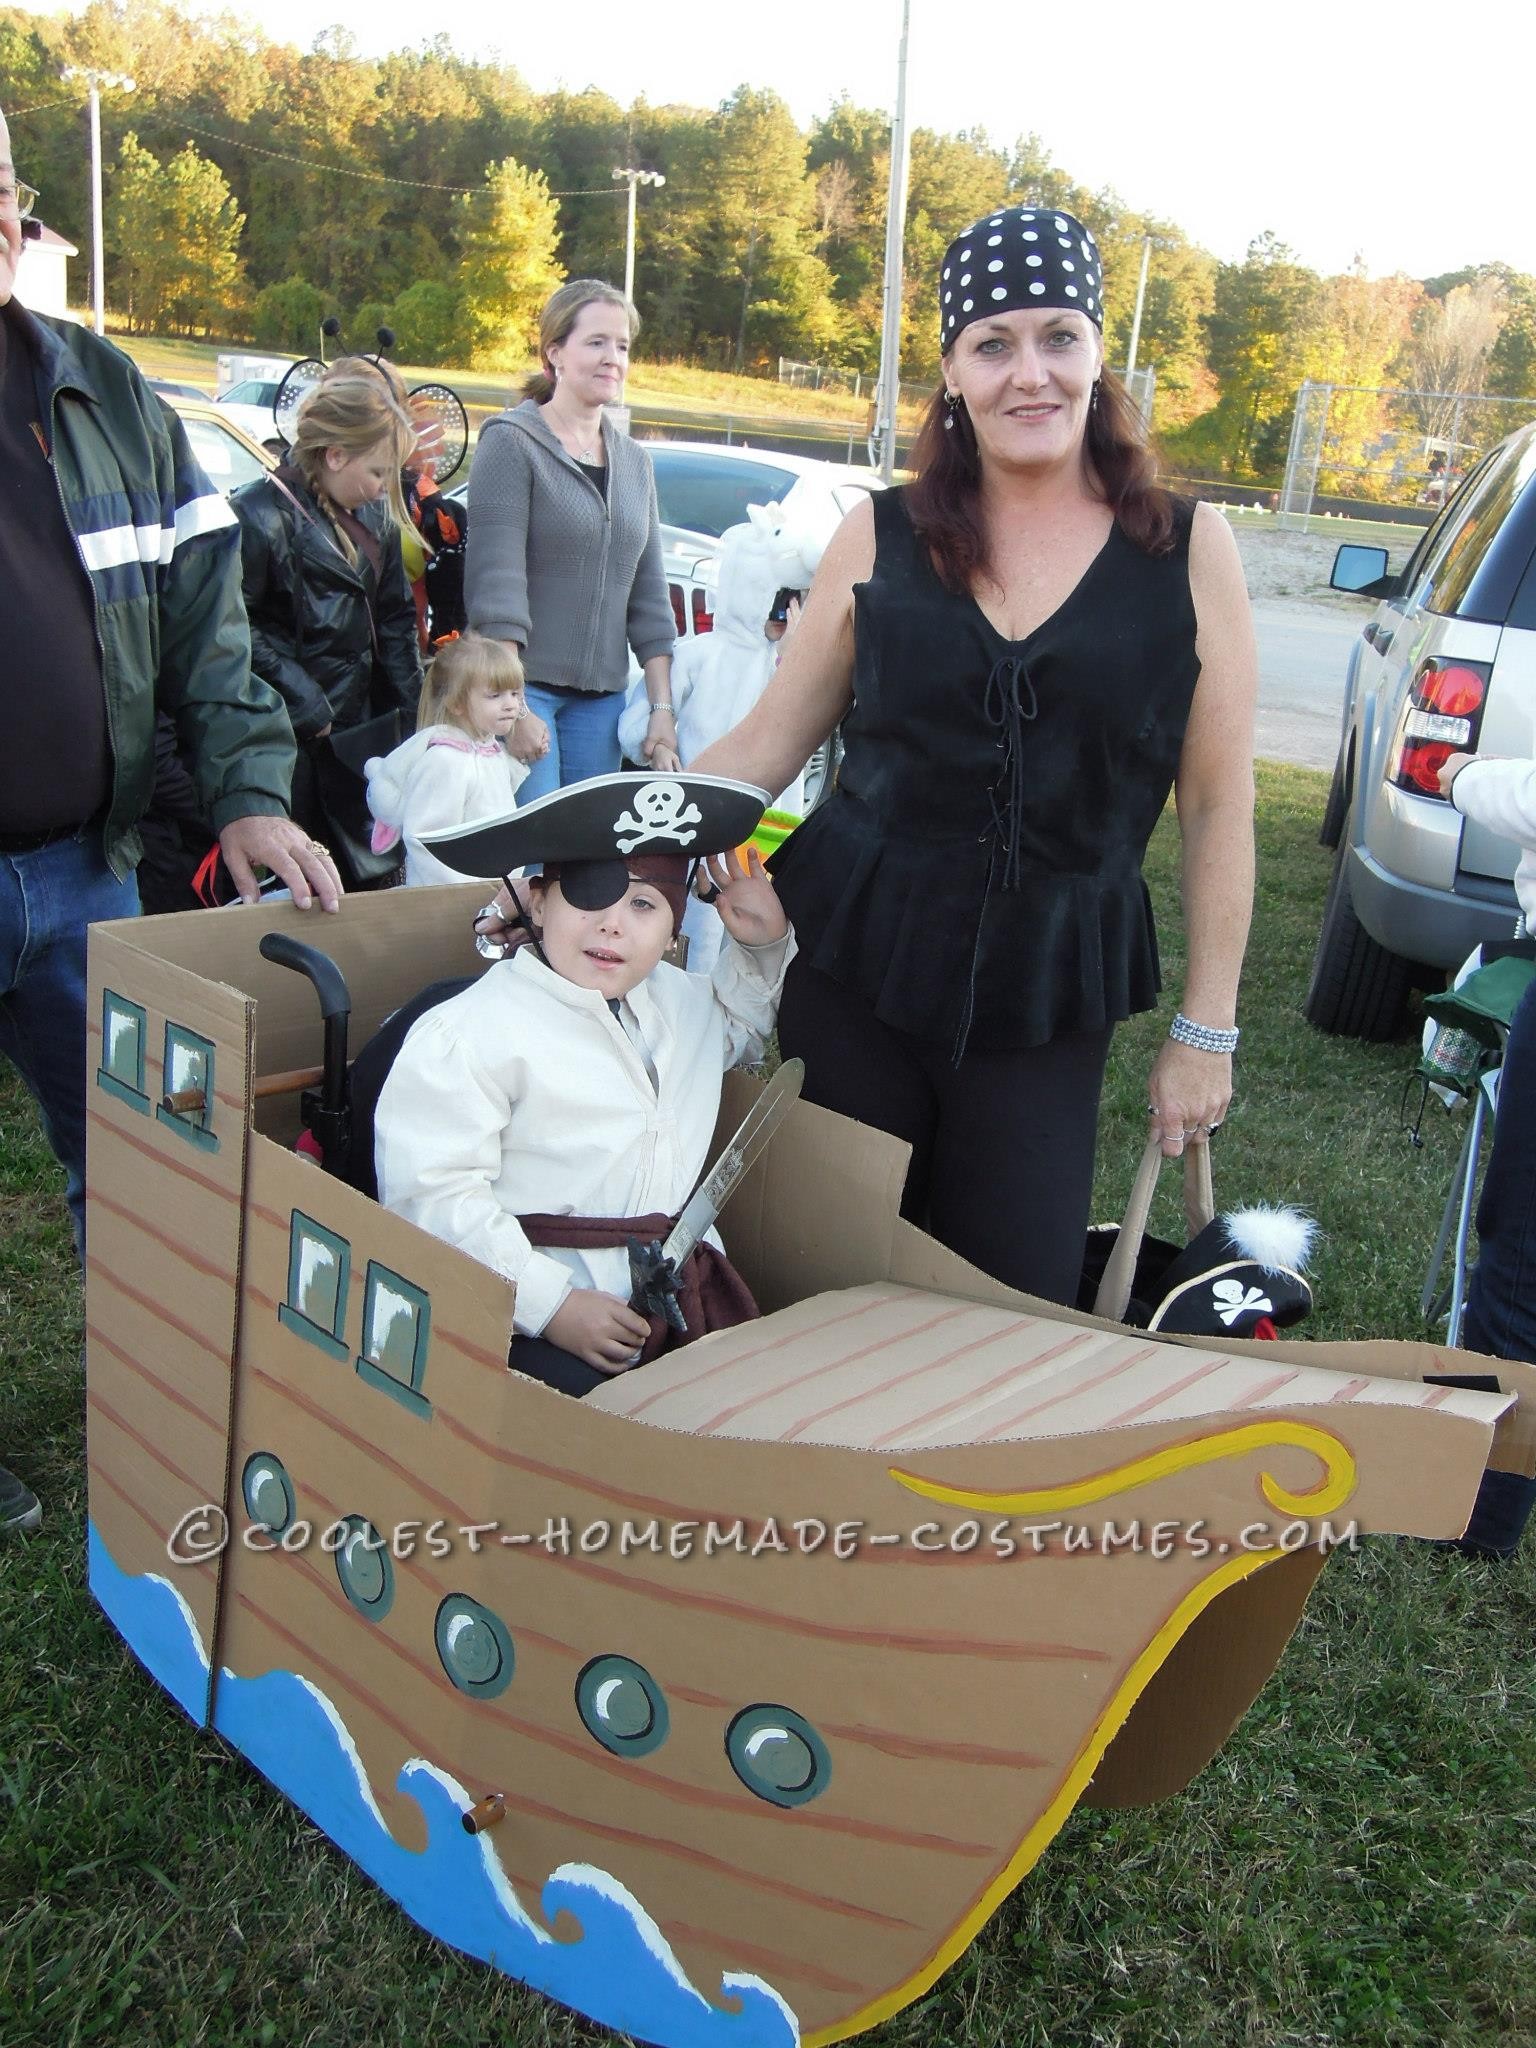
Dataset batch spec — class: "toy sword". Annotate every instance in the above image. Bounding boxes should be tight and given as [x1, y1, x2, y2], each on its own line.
[628, 1059, 806, 1333]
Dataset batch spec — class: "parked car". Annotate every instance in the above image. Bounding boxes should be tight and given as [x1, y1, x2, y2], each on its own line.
[148, 377, 210, 404]
[1307, 421, 1536, 1039]
[158, 393, 275, 496]
[215, 378, 288, 456]
[445, 440, 884, 814]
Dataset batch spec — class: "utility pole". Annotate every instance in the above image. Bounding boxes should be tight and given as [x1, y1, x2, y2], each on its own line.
[1124, 233, 1153, 379]
[610, 166, 665, 308]
[62, 67, 135, 335]
[872, 0, 913, 482]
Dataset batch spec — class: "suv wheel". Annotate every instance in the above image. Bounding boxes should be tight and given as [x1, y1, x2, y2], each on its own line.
[1304, 836, 1414, 1039]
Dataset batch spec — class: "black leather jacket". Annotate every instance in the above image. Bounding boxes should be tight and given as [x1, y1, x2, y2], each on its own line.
[231, 467, 422, 742]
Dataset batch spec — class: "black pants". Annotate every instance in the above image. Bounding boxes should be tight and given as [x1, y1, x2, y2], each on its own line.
[777, 958, 1113, 1308]
[510, 1335, 608, 1399]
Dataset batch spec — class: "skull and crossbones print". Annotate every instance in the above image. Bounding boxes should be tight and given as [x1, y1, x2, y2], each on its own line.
[613, 780, 704, 853]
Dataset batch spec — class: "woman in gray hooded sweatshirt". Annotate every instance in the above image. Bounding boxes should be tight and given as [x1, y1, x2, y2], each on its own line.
[465, 279, 679, 800]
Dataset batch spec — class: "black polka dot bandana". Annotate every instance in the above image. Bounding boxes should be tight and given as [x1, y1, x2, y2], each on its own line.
[939, 205, 1104, 351]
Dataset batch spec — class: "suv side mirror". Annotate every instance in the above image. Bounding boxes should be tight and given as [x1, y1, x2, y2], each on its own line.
[1331, 543, 1395, 597]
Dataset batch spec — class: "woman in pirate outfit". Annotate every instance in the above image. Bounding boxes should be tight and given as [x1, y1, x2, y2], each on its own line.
[693, 207, 1258, 1310]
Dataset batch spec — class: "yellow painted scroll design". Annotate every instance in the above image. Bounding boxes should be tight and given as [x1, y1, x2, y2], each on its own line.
[803, 1547, 1279, 2047]
[888, 1420, 1357, 1519]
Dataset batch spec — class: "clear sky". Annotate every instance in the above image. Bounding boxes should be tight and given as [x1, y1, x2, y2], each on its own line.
[61, 0, 1536, 280]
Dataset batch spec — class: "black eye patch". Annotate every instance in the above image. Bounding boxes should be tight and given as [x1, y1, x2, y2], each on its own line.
[550, 858, 632, 911]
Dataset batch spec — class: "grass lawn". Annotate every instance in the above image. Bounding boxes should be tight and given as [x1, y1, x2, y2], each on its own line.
[2, 760, 1533, 2046]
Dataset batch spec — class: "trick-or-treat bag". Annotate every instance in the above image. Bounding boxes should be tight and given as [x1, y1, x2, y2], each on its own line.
[1079, 1134, 1316, 1339]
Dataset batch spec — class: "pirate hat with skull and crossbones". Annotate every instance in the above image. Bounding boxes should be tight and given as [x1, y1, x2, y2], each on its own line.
[421, 771, 771, 920]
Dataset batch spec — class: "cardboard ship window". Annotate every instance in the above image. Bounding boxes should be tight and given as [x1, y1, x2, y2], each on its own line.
[334, 1516, 395, 1620]
[356, 1262, 432, 1419]
[726, 1704, 833, 1808]
[97, 990, 148, 1112]
[434, 1596, 515, 1700]
[279, 1211, 352, 1361]
[156, 1023, 218, 1152]
[575, 1655, 671, 1757]
[241, 1453, 297, 1538]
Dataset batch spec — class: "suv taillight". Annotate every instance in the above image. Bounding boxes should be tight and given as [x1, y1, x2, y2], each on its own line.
[669, 583, 686, 635]
[691, 588, 714, 634]
[1386, 657, 1491, 797]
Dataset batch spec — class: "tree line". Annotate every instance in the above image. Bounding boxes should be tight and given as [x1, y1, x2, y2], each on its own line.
[4, 0, 1534, 485]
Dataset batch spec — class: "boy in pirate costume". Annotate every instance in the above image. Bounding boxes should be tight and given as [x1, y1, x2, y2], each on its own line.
[374, 773, 793, 1395]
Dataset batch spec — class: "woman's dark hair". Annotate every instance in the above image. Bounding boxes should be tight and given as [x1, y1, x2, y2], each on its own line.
[905, 365, 1176, 592]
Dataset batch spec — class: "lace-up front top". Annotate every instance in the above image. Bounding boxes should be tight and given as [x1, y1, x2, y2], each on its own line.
[770, 486, 1201, 1057]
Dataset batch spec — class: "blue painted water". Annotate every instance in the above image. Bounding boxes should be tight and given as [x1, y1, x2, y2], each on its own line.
[88, 1523, 800, 2048]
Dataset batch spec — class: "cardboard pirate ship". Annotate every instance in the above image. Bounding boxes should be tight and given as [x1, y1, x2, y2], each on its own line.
[85, 886, 1536, 2048]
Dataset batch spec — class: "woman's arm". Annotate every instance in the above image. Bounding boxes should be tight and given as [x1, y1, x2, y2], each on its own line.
[234, 495, 334, 740]
[1148, 501, 1257, 1155]
[464, 422, 534, 649]
[1441, 753, 1536, 848]
[689, 494, 873, 794]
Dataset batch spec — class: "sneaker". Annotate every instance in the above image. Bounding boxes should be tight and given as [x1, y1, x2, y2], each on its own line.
[0, 1461, 42, 1536]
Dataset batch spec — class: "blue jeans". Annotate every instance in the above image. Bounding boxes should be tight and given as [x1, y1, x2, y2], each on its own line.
[517, 686, 626, 803]
[1459, 972, 1536, 1556]
[0, 829, 140, 1257]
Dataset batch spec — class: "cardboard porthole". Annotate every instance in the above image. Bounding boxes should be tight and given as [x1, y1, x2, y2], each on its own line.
[241, 1452, 296, 1538]
[97, 990, 149, 1112]
[156, 1024, 218, 1151]
[355, 1263, 432, 1418]
[435, 1596, 515, 1699]
[575, 1655, 670, 1757]
[279, 1211, 351, 1361]
[334, 1517, 394, 1620]
[725, 1705, 831, 1808]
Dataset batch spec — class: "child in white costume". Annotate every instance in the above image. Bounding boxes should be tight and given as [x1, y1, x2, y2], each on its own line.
[374, 773, 793, 1398]
[365, 633, 531, 886]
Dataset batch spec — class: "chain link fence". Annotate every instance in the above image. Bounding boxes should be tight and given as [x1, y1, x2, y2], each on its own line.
[1282, 381, 1536, 520]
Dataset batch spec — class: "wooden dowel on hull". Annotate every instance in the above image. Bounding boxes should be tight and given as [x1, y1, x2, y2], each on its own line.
[461, 1791, 508, 1835]
[253, 1065, 325, 1101]
[160, 1087, 207, 1116]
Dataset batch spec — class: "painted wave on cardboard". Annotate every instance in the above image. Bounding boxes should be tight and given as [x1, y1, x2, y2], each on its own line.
[87, 1524, 799, 2048]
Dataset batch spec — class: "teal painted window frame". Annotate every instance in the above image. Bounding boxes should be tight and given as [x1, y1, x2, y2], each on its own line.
[97, 989, 149, 1113]
[355, 1261, 433, 1419]
[155, 1022, 219, 1153]
[278, 1210, 351, 1361]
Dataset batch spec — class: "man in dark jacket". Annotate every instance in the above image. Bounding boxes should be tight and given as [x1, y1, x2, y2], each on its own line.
[0, 107, 341, 1535]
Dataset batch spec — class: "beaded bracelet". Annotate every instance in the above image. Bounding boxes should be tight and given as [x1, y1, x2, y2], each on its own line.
[647, 699, 675, 717]
[1169, 1012, 1239, 1054]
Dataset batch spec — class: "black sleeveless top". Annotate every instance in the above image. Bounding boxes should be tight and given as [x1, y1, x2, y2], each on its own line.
[770, 486, 1201, 1057]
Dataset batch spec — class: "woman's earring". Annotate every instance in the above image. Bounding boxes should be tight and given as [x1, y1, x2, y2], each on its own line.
[943, 390, 962, 432]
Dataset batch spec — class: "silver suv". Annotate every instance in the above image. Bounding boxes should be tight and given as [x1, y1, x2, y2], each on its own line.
[1307, 422, 1536, 1038]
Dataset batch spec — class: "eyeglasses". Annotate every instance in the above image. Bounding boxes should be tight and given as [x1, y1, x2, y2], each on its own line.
[0, 178, 40, 220]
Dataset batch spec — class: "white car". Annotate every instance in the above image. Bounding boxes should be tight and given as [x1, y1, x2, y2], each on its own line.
[215, 378, 288, 457]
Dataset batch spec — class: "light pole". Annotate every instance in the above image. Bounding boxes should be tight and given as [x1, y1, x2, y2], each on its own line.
[872, 0, 913, 483]
[1124, 234, 1153, 380]
[62, 66, 135, 336]
[610, 166, 665, 308]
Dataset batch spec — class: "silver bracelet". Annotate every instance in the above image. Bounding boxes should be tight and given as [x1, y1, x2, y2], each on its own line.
[647, 699, 675, 717]
[1169, 1012, 1239, 1054]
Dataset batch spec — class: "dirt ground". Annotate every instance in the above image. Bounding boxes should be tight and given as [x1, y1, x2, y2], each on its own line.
[1228, 519, 1384, 613]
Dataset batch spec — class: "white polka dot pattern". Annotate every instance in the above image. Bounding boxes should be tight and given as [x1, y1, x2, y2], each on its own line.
[939, 202, 1104, 347]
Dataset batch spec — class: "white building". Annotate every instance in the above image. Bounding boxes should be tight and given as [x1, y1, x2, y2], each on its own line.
[18, 223, 80, 320]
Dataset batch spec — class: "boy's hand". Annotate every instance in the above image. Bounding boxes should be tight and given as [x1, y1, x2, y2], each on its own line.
[545, 1288, 651, 1373]
[705, 845, 788, 947]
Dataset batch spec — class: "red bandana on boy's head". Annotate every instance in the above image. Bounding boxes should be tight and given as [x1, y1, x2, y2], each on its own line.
[542, 852, 690, 934]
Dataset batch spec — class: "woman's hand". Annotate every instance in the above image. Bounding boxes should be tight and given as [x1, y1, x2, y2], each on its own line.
[642, 705, 680, 772]
[510, 711, 550, 764]
[705, 845, 788, 947]
[544, 1288, 651, 1373]
[473, 876, 535, 955]
[1147, 1039, 1232, 1158]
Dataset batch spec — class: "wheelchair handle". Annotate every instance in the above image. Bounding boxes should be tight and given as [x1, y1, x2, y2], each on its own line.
[259, 932, 352, 1023]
